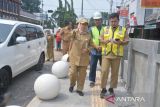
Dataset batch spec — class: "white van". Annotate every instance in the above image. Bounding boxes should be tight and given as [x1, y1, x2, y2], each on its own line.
[0, 19, 46, 91]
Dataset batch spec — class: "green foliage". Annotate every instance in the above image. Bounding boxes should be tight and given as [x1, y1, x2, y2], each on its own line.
[89, 17, 94, 26]
[51, 0, 77, 27]
[21, 0, 41, 13]
[44, 20, 55, 29]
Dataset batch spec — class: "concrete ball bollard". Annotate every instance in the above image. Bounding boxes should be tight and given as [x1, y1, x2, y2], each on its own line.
[61, 54, 69, 62]
[52, 61, 69, 78]
[34, 74, 60, 100]
[6, 105, 21, 107]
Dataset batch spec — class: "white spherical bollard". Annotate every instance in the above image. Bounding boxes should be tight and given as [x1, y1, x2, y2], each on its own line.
[6, 105, 21, 107]
[61, 54, 69, 62]
[52, 61, 69, 78]
[34, 74, 60, 100]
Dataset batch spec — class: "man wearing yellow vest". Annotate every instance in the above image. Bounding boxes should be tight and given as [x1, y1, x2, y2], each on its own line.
[89, 12, 104, 87]
[99, 13, 129, 98]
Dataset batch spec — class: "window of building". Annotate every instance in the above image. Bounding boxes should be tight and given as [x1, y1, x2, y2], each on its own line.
[3, 0, 7, 11]
[8, 1, 11, 12]
[0, 0, 3, 10]
[16, 3, 18, 14]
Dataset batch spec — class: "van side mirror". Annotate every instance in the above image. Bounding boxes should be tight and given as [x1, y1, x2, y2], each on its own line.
[16, 37, 27, 44]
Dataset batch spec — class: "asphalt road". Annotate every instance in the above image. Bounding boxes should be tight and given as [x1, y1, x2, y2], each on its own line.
[7, 51, 63, 106]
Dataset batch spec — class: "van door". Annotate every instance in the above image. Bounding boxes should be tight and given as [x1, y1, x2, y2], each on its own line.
[25, 25, 39, 65]
[36, 26, 46, 59]
[7, 24, 29, 76]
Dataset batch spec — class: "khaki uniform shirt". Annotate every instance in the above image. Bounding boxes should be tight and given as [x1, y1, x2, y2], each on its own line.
[61, 26, 72, 42]
[69, 30, 94, 66]
[47, 34, 54, 48]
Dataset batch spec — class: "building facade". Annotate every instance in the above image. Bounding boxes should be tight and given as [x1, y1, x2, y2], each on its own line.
[0, 0, 20, 20]
[0, 0, 41, 24]
[119, 0, 145, 27]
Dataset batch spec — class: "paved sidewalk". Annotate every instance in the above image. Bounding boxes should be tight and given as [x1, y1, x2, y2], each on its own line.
[27, 68, 138, 107]
[27, 50, 137, 107]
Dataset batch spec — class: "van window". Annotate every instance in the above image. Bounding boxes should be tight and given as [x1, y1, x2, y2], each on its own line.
[36, 27, 44, 38]
[26, 25, 37, 41]
[8, 25, 27, 46]
[0, 23, 14, 44]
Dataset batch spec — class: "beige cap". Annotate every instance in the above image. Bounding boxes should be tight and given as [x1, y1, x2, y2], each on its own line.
[78, 17, 88, 24]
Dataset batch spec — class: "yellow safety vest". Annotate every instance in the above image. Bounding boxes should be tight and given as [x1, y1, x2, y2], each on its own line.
[102, 26, 126, 56]
[91, 26, 104, 46]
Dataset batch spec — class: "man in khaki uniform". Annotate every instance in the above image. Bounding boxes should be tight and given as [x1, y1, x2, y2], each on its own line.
[46, 30, 54, 62]
[99, 13, 129, 98]
[68, 18, 101, 96]
[60, 21, 72, 55]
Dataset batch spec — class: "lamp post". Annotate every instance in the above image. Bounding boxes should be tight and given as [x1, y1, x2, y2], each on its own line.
[110, 0, 113, 14]
[81, 0, 84, 17]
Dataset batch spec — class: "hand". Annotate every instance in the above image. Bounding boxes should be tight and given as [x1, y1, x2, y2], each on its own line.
[112, 39, 122, 45]
[96, 46, 102, 51]
[102, 40, 110, 45]
[82, 48, 88, 54]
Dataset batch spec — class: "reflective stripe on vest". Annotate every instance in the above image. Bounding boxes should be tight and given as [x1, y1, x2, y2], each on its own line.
[101, 26, 126, 56]
[91, 26, 104, 46]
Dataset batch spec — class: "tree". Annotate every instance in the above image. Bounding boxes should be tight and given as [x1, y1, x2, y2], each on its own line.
[21, 0, 41, 13]
[51, 0, 77, 27]
[44, 19, 56, 29]
[101, 12, 109, 25]
[89, 17, 94, 27]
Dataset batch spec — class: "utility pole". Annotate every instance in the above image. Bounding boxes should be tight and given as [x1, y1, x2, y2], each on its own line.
[81, 0, 84, 17]
[121, 0, 124, 7]
[110, 0, 113, 14]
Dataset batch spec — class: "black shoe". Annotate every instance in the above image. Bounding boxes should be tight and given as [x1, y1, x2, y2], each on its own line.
[89, 82, 95, 87]
[76, 91, 84, 96]
[100, 88, 107, 98]
[69, 87, 74, 93]
[108, 88, 114, 95]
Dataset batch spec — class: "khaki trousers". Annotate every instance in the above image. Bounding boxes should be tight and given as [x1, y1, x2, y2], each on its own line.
[101, 56, 121, 89]
[47, 47, 54, 60]
[62, 41, 70, 55]
[69, 64, 87, 91]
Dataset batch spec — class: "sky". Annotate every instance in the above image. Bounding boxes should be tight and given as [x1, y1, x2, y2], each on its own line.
[43, 0, 121, 18]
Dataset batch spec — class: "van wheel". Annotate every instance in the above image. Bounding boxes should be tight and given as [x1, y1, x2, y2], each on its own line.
[0, 69, 10, 94]
[35, 53, 45, 71]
